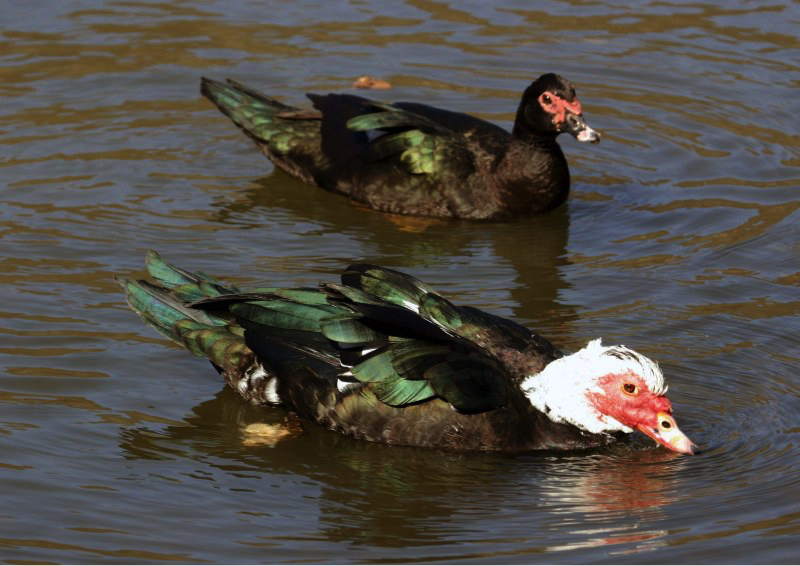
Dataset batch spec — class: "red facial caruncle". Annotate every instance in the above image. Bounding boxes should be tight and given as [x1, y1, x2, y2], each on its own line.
[538, 90, 584, 127]
[588, 371, 695, 454]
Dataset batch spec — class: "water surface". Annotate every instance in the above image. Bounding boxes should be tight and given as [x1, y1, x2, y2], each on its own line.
[1, 0, 799, 563]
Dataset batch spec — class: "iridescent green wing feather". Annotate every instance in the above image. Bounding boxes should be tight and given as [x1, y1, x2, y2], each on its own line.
[117, 251, 251, 374]
[349, 339, 508, 412]
[201, 77, 319, 156]
[341, 264, 562, 378]
[120, 254, 544, 415]
[346, 102, 475, 177]
[229, 299, 384, 351]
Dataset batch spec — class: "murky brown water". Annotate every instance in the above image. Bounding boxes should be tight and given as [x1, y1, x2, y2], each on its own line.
[2, 1, 799, 562]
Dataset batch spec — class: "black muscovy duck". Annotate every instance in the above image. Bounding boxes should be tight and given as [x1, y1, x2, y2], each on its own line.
[200, 73, 600, 220]
[118, 252, 693, 454]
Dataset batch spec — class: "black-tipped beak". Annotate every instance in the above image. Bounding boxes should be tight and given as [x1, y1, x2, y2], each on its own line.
[565, 113, 601, 144]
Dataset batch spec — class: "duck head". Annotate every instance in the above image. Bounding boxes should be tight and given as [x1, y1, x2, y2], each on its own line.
[513, 73, 601, 144]
[523, 339, 695, 454]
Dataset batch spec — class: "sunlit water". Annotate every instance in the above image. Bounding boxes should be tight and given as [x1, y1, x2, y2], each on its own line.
[1, 1, 799, 562]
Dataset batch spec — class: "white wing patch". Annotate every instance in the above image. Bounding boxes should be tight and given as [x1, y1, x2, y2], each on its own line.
[401, 299, 420, 313]
[337, 379, 358, 393]
[264, 376, 280, 404]
[236, 363, 281, 405]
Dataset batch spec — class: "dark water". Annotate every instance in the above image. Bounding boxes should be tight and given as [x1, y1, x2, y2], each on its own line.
[2, 0, 799, 562]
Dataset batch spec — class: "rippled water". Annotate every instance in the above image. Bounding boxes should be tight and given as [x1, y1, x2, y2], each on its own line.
[1, 0, 799, 562]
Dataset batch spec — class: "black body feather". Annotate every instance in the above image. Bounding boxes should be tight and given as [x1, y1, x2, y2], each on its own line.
[119, 253, 619, 452]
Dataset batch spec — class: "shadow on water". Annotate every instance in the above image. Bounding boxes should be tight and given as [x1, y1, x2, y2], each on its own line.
[118, 387, 687, 558]
[209, 169, 580, 330]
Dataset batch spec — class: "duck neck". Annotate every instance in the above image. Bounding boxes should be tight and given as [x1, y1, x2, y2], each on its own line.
[493, 136, 570, 215]
[511, 118, 559, 146]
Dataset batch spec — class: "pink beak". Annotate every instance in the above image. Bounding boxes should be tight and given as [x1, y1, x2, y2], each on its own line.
[637, 412, 696, 455]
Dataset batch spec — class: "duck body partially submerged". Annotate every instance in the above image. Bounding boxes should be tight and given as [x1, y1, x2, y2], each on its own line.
[119, 252, 693, 454]
[201, 73, 600, 220]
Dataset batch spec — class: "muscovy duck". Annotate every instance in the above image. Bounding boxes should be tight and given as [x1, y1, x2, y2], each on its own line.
[200, 73, 600, 220]
[118, 252, 693, 454]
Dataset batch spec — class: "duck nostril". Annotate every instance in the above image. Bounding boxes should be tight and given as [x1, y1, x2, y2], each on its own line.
[567, 115, 583, 129]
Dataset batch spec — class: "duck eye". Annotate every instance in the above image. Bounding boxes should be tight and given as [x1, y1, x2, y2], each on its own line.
[542, 94, 552, 105]
[622, 383, 638, 395]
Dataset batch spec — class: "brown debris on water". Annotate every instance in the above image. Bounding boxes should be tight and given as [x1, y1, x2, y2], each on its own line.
[353, 75, 392, 90]
[241, 417, 304, 447]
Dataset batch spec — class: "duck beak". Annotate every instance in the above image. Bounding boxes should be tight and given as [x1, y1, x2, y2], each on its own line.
[564, 112, 601, 143]
[636, 412, 696, 455]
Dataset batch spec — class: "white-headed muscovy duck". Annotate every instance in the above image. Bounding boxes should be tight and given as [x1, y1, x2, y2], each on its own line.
[200, 73, 600, 220]
[118, 252, 694, 454]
